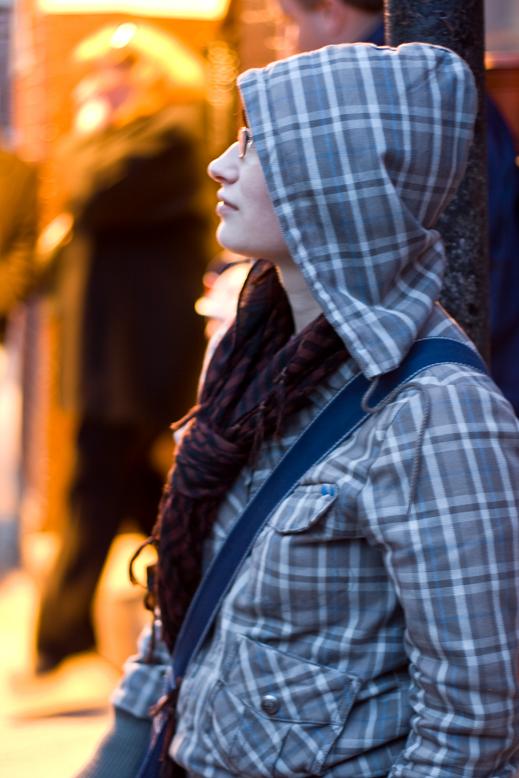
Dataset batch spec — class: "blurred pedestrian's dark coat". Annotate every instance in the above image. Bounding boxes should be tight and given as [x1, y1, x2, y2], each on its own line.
[57, 106, 207, 427]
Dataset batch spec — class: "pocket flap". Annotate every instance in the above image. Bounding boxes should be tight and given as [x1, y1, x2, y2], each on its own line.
[268, 484, 338, 534]
[223, 635, 360, 726]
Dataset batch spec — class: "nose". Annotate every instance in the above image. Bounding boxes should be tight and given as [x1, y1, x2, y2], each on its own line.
[208, 142, 240, 184]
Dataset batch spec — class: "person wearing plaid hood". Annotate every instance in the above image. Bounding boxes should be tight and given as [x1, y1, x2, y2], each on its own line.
[77, 42, 519, 778]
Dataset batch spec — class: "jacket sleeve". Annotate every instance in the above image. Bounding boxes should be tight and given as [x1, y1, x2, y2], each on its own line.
[111, 623, 172, 720]
[74, 708, 152, 778]
[72, 625, 169, 777]
[0, 163, 37, 314]
[358, 379, 519, 777]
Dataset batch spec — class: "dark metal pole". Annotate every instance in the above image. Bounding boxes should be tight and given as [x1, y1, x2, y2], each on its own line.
[385, 0, 490, 360]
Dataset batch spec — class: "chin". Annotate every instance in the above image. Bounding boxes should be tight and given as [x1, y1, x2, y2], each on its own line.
[216, 239, 252, 259]
[216, 226, 254, 258]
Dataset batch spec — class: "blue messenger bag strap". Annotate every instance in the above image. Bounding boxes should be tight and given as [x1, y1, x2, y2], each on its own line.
[137, 336, 487, 778]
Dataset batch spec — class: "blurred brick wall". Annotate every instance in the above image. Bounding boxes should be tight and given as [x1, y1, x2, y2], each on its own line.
[0, 7, 11, 133]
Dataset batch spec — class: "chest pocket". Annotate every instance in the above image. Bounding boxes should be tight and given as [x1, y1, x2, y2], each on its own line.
[267, 483, 363, 539]
[209, 635, 361, 778]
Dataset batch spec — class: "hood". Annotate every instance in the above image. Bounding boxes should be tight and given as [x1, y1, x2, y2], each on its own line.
[238, 43, 477, 378]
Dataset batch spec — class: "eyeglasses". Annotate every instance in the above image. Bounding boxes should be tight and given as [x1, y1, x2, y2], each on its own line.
[238, 126, 254, 159]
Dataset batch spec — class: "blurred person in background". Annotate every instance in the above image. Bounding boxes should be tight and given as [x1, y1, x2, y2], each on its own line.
[278, 0, 519, 416]
[34, 39, 209, 674]
[195, 253, 252, 339]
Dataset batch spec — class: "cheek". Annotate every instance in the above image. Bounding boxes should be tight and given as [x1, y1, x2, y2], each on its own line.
[244, 185, 284, 243]
[241, 165, 277, 224]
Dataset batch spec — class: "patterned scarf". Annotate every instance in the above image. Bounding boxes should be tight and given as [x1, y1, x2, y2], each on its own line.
[154, 259, 348, 651]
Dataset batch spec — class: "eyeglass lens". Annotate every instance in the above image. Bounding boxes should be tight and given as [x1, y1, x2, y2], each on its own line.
[238, 126, 252, 158]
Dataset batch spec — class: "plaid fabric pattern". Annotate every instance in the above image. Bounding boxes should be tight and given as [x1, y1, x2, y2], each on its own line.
[238, 43, 477, 379]
[166, 312, 519, 778]
[114, 308, 519, 776]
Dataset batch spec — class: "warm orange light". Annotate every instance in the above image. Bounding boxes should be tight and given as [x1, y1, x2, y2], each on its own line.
[73, 24, 208, 100]
[38, 0, 230, 21]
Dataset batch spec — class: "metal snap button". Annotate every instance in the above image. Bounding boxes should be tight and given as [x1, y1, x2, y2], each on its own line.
[260, 694, 281, 716]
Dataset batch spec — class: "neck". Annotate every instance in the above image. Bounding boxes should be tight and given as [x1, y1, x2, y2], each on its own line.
[275, 257, 323, 333]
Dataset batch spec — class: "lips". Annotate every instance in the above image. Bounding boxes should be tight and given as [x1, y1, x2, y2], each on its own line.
[217, 190, 238, 210]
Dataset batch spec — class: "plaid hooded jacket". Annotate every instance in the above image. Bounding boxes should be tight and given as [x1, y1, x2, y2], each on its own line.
[114, 44, 519, 776]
